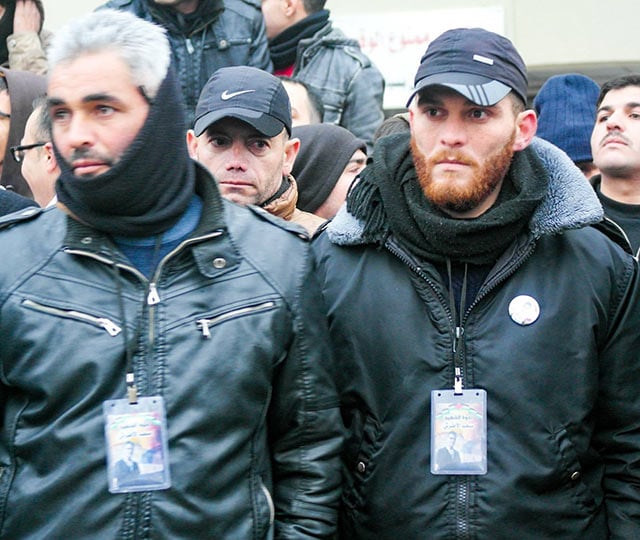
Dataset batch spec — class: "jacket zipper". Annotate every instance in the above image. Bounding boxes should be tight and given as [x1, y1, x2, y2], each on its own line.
[384, 239, 463, 381]
[386, 236, 537, 540]
[603, 215, 638, 259]
[21, 299, 121, 336]
[196, 301, 276, 339]
[65, 229, 225, 392]
[463, 241, 537, 322]
[456, 480, 471, 540]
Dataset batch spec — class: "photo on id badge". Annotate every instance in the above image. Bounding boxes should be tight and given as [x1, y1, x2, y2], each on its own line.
[104, 396, 171, 493]
[430, 389, 487, 475]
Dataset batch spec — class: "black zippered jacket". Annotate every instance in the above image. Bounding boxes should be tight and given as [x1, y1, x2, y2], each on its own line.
[312, 137, 640, 539]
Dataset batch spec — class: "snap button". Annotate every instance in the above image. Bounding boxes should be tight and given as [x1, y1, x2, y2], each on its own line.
[81, 236, 93, 245]
[570, 471, 580, 481]
[212, 257, 227, 269]
[356, 461, 366, 474]
[218, 39, 229, 49]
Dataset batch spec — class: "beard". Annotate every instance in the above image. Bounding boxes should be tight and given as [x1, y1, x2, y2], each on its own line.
[411, 133, 515, 215]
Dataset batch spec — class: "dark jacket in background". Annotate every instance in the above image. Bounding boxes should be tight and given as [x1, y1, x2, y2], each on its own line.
[98, 0, 273, 126]
[0, 187, 37, 215]
[312, 137, 640, 539]
[590, 173, 640, 257]
[287, 19, 384, 152]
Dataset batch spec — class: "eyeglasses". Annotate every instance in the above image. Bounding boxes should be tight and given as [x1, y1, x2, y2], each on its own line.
[10, 142, 46, 163]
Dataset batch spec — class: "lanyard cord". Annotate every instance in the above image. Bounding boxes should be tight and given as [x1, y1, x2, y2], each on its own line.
[447, 259, 468, 394]
[110, 234, 163, 405]
[111, 263, 138, 404]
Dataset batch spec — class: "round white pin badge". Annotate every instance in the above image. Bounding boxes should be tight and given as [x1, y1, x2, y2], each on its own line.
[508, 295, 540, 326]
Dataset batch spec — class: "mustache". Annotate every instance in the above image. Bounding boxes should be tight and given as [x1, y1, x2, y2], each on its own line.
[600, 130, 632, 147]
[426, 150, 478, 168]
[69, 147, 114, 166]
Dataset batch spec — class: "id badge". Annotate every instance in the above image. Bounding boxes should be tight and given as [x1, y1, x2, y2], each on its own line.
[103, 396, 172, 493]
[430, 389, 487, 475]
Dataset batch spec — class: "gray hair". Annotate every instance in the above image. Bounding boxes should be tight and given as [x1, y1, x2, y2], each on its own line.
[47, 9, 171, 99]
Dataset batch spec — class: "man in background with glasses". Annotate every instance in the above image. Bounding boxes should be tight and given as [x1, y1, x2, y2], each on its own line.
[0, 66, 45, 198]
[11, 96, 59, 207]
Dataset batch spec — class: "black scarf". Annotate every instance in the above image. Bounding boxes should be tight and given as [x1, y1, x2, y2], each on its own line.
[269, 9, 329, 71]
[55, 67, 195, 237]
[148, 0, 223, 36]
[347, 132, 549, 265]
[0, 2, 15, 65]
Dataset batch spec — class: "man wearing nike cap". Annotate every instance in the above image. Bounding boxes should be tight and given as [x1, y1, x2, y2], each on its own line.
[188, 65, 325, 235]
[312, 27, 640, 538]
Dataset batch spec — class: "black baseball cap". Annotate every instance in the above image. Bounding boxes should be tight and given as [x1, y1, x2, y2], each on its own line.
[407, 27, 528, 107]
[194, 66, 292, 137]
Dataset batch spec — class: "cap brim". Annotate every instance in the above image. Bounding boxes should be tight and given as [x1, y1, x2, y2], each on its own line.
[194, 107, 285, 137]
[407, 72, 512, 107]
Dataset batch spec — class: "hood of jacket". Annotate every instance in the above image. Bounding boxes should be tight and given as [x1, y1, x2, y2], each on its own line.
[327, 136, 604, 246]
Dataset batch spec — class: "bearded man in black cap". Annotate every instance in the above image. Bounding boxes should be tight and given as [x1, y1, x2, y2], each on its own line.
[0, 9, 341, 539]
[313, 27, 640, 538]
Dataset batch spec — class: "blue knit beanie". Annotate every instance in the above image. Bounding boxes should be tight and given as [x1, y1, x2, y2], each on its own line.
[533, 74, 600, 163]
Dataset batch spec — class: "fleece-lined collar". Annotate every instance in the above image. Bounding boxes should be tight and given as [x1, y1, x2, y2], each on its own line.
[327, 137, 603, 246]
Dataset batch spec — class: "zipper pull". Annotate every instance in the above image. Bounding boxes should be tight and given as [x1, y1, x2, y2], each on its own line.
[453, 326, 464, 353]
[454, 367, 463, 395]
[185, 38, 194, 54]
[197, 319, 211, 339]
[147, 283, 160, 305]
[99, 318, 122, 337]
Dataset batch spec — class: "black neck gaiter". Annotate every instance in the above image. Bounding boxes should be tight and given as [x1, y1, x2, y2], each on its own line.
[269, 9, 330, 71]
[55, 67, 195, 237]
[148, 0, 223, 36]
[0, 3, 16, 65]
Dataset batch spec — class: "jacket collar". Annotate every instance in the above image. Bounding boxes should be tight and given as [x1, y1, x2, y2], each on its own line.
[262, 175, 298, 221]
[328, 137, 604, 246]
[62, 161, 237, 278]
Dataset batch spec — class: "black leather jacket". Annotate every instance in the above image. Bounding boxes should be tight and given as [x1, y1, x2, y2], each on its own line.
[291, 21, 385, 152]
[0, 168, 342, 538]
[98, 0, 273, 126]
[313, 138, 640, 539]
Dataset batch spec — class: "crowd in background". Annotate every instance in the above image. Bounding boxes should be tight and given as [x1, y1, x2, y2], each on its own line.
[0, 1, 639, 539]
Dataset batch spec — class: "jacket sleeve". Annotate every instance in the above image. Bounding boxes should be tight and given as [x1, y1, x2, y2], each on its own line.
[594, 255, 640, 538]
[340, 60, 385, 153]
[6, 30, 49, 75]
[269, 249, 343, 539]
[246, 5, 273, 73]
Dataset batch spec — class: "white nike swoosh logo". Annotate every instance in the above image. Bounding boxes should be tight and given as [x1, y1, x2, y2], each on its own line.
[220, 89, 256, 100]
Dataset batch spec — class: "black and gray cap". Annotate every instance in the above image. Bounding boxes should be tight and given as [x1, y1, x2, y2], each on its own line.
[194, 66, 292, 137]
[407, 27, 528, 107]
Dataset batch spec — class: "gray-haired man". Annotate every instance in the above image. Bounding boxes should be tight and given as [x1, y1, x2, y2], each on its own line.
[0, 9, 341, 538]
